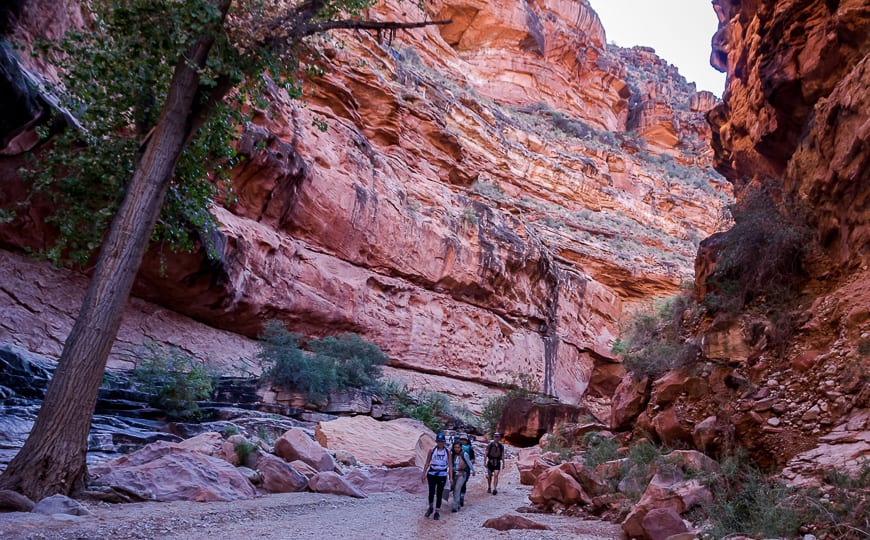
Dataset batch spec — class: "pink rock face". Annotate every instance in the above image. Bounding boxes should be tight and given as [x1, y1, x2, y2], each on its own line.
[307, 471, 367, 499]
[0, 0, 730, 407]
[177, 432, 224, 458]
[482, 514, 552, 531]
[315, 416, 435, 468]
[274, 428, 337, 473]
[88, 441, 256, 502]
[344, 466, 427, 495]
[256, 454, 309, 493]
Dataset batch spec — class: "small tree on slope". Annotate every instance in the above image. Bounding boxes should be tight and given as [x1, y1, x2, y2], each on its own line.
[0, 0, 445, 501]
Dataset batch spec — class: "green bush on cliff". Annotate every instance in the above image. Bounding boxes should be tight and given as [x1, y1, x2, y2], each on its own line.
[612, 292, 701, 380]
[705, 180, 812, 313]
[257, 320, 388, 401]
[131, 343, 213, 420]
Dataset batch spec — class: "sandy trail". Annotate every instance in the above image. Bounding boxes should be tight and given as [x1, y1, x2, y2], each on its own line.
[0, 466, 622, 539]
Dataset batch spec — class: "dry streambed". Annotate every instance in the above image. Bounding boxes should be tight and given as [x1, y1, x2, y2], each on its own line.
[0, 467, 621, 540]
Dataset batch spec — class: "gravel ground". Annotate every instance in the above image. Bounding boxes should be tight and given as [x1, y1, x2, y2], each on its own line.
[0, 466, 623, 539]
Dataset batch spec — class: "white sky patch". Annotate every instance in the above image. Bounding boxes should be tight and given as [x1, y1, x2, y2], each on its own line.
[588, 0, 726, 95]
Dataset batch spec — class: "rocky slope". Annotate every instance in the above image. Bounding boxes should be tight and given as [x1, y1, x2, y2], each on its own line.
[607, 0, 869, 480]
[0, 0, 729, 410]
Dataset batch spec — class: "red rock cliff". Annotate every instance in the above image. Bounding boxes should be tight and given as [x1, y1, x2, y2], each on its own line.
[0, 0, 729, 409]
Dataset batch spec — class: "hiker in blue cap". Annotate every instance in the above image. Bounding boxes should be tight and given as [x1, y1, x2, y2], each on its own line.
[421, 432, 452, 520]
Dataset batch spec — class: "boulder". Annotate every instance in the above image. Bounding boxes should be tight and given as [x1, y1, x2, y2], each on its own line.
[290, 460, 319, 479]
[529, 463, 593, 507]
[333, 449, 357, 467]
[622, 469, 712, 539]
[275, 428, 337, 472]
[641, 507, 688, 540]
[611, 376, 650, 431]
[344, 466, 426, 495]
[315, 416, 435, 468]
[32, 494, 91, 516]
[0, 489, 34, 512]
[651, 371, 708, 407]
[308, 471, 367, 498]
[256, 454, 309, 493]
[178, 431, 224, 457]
[89, 441, 256, 502]
[692, 416, 726, 453]
[322, 389, 373, 414]
[516, 446, 553, 485]
[499, 397, 586, 446]
[483, 514, 552, 531]
[651, 408, 693, 447]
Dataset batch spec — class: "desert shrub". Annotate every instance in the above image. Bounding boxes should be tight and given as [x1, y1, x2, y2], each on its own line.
[612, 292, 701, 380]
[131, 343, 213, 420]
[308, 333, 389, 390]
[700, 453, 807, 538]
[809, 461, 870, 538]
[705, 181, 813, 313]
[257, 321, 388, 401]
[471, 179, 505, 200]
[480, 395, 508, 435]
[233, 439, 259, 464]
[397, 390, 451, 433]
[582, 432, 620, 468]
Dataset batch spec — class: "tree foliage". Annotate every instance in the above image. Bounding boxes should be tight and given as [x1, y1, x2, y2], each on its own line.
[257, 320, 389, 400]
[131, 343, 213, 419]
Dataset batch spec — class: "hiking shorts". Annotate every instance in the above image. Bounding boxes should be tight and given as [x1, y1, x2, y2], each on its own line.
[486, 459, 502, 474]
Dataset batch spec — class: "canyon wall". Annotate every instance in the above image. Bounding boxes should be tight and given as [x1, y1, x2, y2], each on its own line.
[609, 0, 869, 471]
[0, 0, 729, 409]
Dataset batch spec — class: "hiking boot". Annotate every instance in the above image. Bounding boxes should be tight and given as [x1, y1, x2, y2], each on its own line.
[433, 511, 440, 520]
[492, 489, 498, 495]
[486, 487, 491, 493]
[425, 506, 433, 518]
[451, 508, 457, 513]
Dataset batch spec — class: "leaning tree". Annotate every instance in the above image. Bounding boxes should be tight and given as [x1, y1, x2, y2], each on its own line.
[0, 0, 445, 500]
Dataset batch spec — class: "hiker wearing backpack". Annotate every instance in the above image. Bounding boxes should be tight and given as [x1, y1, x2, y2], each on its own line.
[421, 433, 452, 520]
[449, 440, 475, 512]
[485, 432, 505, 495]
[458, 433, 474, 506]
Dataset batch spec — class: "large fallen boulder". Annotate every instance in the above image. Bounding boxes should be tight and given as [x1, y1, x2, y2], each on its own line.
[529, 463, 593, 507]
[32, 494, 91, 516]
[274, 428, 337, 472]
[622, 470, 712, 539]
[344, 466, 426, 495]
[308, 471, 366, 498]
[315, 416, 435, 468]
[516, 446, 553, 486]
[89, 441, 256, 502]
[256, 454, 309, 493]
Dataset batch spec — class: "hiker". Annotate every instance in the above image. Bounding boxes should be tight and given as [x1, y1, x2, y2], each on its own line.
[450, 440, 475, 512]
[458, 433, 475, 504]
[421, 433, 452, 520]
[485, 432, 505, 495]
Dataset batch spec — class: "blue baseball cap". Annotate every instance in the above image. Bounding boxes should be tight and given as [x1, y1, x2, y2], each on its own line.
[436, 433, 446, 442]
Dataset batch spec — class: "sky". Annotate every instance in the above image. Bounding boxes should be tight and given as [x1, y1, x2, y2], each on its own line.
[588, 0, 726, 95]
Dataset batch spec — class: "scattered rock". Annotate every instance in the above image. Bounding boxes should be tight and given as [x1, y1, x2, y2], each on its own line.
[256, 454, 308, 493]
[289, 460, 319, 479]
[89, 441, 257, 502]
[344, 466, 426, 495]
[529, 463, 593, 507]
[611, 376, 650, 431]
[32, 494, 91, 516]
[482, 514, 551, 531]
[641, 507, 688, 540]
[275, 428, 337, 472]
[307, 471, 367, 498]
[516, 446, 552, 486]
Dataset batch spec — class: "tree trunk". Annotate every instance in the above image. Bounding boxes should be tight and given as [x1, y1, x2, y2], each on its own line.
[0, 37, 215, 501]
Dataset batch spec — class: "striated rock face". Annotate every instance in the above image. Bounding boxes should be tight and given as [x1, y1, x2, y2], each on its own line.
[709, 0, 870, 268]
[0, 0, 730, 405]
[690, 0, 870, 469]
